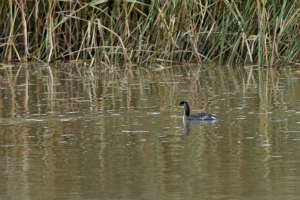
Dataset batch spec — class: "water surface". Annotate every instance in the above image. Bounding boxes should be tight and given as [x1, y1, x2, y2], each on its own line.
[1, 63, 300, 199]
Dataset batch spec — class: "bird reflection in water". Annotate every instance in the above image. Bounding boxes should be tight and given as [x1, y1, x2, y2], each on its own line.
[182, 120, 219, 135]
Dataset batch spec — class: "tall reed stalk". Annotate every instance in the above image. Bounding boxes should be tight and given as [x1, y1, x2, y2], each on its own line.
[0, 0, 300, 67]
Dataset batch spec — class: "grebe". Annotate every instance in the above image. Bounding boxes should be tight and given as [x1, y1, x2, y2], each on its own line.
[179, 101, 219, 120]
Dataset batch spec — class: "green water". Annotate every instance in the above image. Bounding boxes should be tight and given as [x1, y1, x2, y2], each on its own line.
[1, 63, 300, 199]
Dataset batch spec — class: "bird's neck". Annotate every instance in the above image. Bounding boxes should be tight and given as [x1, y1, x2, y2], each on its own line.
[184, 104, 190, 116]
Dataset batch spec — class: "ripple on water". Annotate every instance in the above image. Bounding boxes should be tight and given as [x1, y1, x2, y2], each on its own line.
[60, 118, 78, 122]
[122, 130, 149, 133]
[147, 112, 160, 115]
[261, 144, 273, 147]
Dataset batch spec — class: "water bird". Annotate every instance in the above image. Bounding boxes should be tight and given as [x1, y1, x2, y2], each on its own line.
[179, 101, 219, 121]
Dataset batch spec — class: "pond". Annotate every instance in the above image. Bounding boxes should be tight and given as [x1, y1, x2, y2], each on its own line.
[1, 63, 300, 199]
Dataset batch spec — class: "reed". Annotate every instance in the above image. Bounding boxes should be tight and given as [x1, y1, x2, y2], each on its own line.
[0, 0, 300, 67]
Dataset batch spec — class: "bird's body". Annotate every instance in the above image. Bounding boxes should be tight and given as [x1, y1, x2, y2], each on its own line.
[179, 101, 219, 121]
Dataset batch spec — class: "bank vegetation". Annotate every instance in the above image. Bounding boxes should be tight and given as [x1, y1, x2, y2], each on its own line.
[1, 0, 300, 67]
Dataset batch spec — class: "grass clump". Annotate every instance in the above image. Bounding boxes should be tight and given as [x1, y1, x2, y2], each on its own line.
[0, 0, 300, 67]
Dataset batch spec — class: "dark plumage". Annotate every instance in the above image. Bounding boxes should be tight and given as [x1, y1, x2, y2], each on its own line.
[179, 101, 219, 120]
